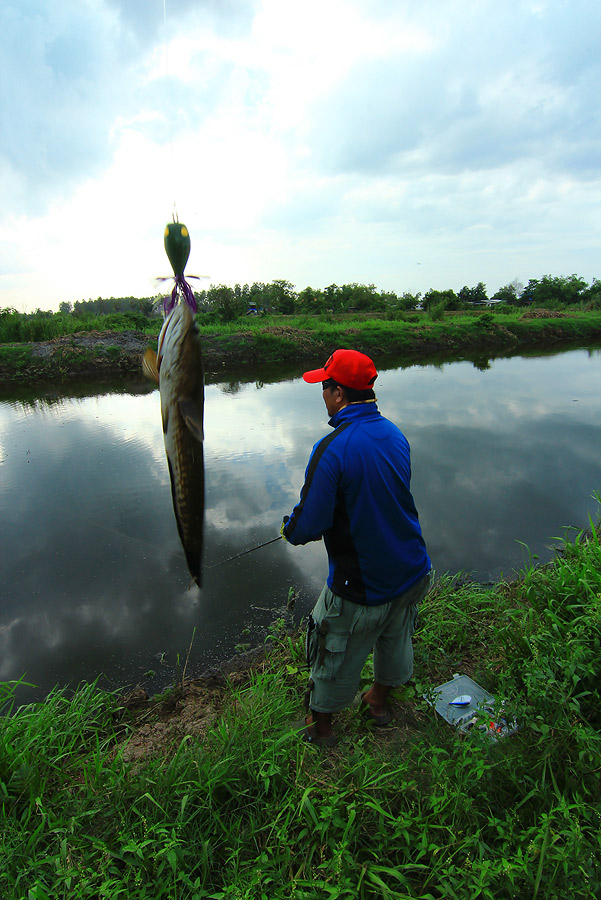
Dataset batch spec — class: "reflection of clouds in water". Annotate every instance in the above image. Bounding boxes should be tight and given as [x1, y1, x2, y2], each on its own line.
[282, 540, 328, 597]
[204, 378, 331, 535]
[205, 379, 322, 460]
[412, 416, 601, 579]
[0, 573, 202, 687]
[2, 391, 169, 508]
[206, 464, 288, 531]
[379, 351, 601, 432]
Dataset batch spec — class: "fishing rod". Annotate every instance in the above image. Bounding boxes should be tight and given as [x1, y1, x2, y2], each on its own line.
[207, 535, 283, 569]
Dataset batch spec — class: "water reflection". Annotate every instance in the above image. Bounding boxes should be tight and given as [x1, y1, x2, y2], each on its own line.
[0, 346, 600, 702]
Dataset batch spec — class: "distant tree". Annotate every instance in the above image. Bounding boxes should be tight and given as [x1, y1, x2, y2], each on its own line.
[58, 301, 73, 315]
[422, 288, 459, 311]
[248, 282, 269, 310]
[474, 282, 488, 303]
[70, 295, 155, 317]
[233, 284, 250, 302]
[297, 286, 325, 313]
[340, 283, 386, 312]
[323, 284, 344, 312]
[519, 279, 537, 306]
[136, 297, 154, 316]
[268, 279, 297, 314]
[493, 283, 520, 304]
[194, 289, 212, 313]
[208, 285, 246, 321]
[458, 282, 488, 306]
[582, 277, 601, 309]
[521, 274, 588, 307]
[397, 291, 421, 311]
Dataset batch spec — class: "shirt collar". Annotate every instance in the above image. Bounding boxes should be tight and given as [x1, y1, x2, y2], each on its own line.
[329, 401, 379, 428]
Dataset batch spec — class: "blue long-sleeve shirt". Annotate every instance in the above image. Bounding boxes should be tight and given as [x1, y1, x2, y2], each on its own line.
[284, 402, 430, 605]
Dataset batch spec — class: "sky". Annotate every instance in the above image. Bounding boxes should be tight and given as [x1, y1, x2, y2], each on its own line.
[1, 0, 600, 313]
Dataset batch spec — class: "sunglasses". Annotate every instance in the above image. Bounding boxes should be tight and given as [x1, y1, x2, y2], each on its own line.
[322, 380, 337, 391]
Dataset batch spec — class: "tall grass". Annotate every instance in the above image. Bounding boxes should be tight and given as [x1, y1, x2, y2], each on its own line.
[1, 520, 601, 898]
[4, 307, 601, 345]
[0, 310, 158, 343]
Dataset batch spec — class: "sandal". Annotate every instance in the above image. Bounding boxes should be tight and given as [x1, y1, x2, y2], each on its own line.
[359, 693, 393, 727]
[292, 719, 339, 747]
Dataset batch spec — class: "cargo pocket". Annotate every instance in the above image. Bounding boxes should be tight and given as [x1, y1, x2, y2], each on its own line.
[320, 632, 349, 682]
[305, 614, 319, 669]
[410, 603, 419, 635]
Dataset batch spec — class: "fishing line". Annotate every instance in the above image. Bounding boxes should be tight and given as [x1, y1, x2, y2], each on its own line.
[52, 502, 187, 564]
[206, 535, 283, 569]
[54, 499, 283, 570]
[162, 0, 178, 219]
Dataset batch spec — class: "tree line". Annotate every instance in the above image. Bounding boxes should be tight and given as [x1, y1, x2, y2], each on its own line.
[6, 273, 601, 325]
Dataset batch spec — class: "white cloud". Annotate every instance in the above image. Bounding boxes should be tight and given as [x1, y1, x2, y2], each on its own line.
[1, 0, 600, 311]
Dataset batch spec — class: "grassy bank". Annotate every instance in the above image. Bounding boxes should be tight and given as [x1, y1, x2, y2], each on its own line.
[1, 517, 600, 899]
[1, 309, 601, 384]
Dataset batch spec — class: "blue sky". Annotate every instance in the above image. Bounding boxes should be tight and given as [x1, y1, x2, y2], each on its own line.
[1, 0, 599, 311]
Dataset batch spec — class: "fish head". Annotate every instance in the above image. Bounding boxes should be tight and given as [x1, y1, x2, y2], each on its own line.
[157, 302, 204, 434]
[157, 303, 200, 376]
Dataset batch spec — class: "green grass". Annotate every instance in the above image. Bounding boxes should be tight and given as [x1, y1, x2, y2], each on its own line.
[0, 311, 158, 343]
[1, 513, 600, 898]
[0, 345, 35, 370]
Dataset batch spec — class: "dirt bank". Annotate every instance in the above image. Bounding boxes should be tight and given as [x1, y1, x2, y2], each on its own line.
[116, 645, 270, 764]
[0, 328, 312, 384]
[2, 312, 601, 386]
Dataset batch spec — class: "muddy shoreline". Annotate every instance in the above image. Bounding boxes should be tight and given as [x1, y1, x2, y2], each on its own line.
[2, 312, 601, 386]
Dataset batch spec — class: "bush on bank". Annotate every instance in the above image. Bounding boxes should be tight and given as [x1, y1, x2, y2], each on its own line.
[1, 517, 600, 899]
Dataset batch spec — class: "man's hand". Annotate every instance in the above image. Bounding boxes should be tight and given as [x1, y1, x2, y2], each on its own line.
[280, 515, 290, 542]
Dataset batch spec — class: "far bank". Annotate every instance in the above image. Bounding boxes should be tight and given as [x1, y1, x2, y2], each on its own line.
[1, 308, 601, 385]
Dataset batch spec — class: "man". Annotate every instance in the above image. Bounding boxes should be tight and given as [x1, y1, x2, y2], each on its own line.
[282, 348, 431, 746]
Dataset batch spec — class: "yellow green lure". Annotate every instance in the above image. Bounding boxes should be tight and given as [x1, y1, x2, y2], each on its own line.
[162, 220, 196, 313]
[164, 222, 190, 277]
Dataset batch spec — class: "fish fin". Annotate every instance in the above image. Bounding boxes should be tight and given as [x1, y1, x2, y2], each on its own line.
[179, 400, 204, 442]
[142, 347, 160, 384]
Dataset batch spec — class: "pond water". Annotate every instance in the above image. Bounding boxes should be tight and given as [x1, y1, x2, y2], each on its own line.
[1, 345, 600, 702]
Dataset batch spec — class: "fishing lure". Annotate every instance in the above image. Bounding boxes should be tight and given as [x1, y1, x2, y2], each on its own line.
[162, 219, 197, 314]
[448, 695, 472, 706]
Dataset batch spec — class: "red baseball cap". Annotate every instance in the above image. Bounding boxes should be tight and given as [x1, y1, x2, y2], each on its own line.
[303, 348, 378, 390]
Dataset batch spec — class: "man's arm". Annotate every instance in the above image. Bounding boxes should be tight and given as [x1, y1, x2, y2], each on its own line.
[283, 437, 342, 545]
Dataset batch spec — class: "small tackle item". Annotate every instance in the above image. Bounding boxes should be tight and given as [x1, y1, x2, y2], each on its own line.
[164, 221, 191, 277]
[162, 220, 196, 314]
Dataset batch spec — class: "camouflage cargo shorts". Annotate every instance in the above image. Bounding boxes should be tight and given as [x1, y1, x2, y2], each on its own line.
[305, 573, 431, 713]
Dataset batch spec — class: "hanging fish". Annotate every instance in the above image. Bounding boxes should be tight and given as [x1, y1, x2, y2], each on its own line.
[143, 219, 205, 585]
[143, 302, 205, 587]
[162, 219, 197, 314]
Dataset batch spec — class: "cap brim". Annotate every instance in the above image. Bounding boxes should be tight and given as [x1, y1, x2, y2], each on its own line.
[302, 367, 328, 384]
